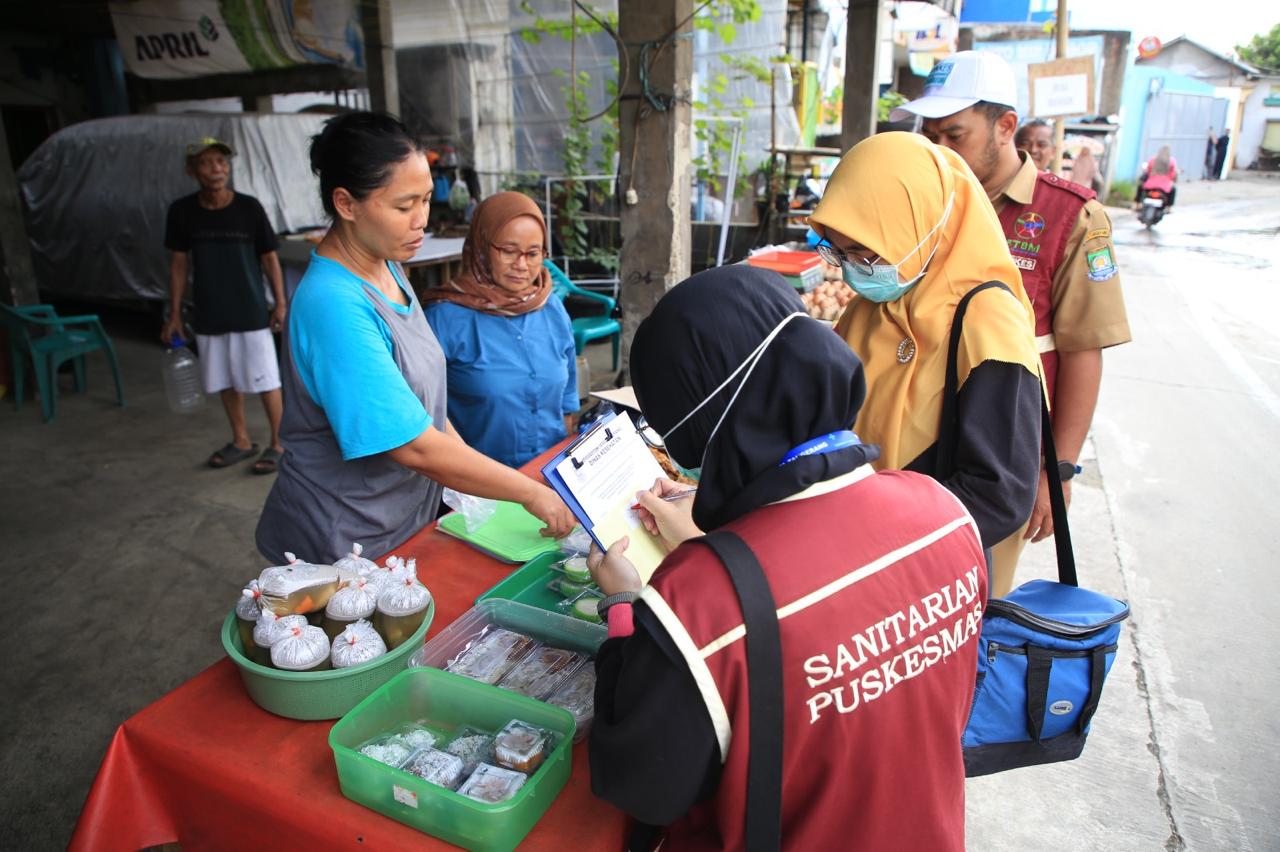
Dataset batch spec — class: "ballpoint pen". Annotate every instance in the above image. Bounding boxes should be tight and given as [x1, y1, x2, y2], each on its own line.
[630, 489, 697, 511]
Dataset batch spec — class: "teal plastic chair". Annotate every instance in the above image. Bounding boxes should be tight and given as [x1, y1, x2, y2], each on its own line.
[546, 261, 622, 371]
[0, 303, 125, 422]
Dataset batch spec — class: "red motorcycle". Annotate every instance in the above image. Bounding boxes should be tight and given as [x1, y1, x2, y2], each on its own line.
[1138, 187, 1169, 229]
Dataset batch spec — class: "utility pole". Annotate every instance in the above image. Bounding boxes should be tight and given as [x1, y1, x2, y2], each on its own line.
[1052, 0, 1069, 175]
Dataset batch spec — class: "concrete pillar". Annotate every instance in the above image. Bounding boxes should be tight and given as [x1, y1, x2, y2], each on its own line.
[0, 112, 38, 306]
[361, 0, 400, 117]
[616, 0, 693, 373]
[841, 0, 883, 150]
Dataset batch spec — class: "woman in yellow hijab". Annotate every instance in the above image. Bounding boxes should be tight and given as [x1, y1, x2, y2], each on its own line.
[810, 131, 1041, 550]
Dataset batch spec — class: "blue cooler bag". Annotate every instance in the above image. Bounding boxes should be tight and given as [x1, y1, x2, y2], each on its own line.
[940, 283, 1132, 777]
[962, 579, 1129, 776]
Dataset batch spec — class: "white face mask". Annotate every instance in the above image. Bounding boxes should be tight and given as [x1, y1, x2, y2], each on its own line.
[661, 312, 808, 471]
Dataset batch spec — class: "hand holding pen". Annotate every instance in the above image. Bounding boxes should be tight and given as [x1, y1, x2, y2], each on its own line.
[631, 478, 704, 550]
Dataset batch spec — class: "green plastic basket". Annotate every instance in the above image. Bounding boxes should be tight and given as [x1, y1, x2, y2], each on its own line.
[220, 600, 435, 721]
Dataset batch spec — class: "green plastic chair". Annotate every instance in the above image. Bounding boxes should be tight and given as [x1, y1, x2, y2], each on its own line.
[546, 261, 621, 371]
[0, 303, 125, 422]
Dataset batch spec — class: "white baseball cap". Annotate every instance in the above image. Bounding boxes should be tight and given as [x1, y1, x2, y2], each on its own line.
[890, 51, 1018, 121]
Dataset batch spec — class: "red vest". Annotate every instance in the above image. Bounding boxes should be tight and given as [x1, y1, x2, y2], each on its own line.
[997, 172, 1093, 407]
[642, 469, 987, 851]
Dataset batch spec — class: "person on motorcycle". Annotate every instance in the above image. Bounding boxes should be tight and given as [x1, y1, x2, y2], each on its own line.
[1137, 146, 1178, 211]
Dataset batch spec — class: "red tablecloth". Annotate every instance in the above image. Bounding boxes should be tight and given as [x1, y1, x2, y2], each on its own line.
[69, 445, 627, 852]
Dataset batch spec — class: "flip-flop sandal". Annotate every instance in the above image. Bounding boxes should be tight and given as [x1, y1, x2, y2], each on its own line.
[252, 447, 282, 475]
[208, 442, 258, 468]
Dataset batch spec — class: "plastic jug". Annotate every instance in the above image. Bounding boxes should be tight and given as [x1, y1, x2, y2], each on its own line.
[162, 337, 204, 414]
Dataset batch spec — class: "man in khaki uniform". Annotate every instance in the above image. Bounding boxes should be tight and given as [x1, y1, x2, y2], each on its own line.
[892, 51, 1131, 596]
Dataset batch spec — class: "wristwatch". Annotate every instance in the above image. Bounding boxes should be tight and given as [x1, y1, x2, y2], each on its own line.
[598, 591, 637, 620]
[1057, 460, 1082, 481]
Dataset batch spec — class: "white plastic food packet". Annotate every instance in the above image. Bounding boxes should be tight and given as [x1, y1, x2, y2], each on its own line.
[253, 610, 308, 650]
[333, 542, 379, 578]
[325, 576, 378, 622]
[258, 552, 341, 615]
[331, 621, 388, 669]
[270, 624, 331, 671]
[236, 579, 264, 622]
[375, 576, 433, 649]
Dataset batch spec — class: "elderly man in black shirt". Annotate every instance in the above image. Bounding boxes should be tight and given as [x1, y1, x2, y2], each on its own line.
[162, 137, 286, 473]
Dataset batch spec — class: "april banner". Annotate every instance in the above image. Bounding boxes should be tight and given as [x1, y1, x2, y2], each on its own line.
[108, 0, 364, 79]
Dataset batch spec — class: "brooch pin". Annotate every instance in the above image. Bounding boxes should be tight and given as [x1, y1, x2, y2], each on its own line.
[896, 338, 916, 364]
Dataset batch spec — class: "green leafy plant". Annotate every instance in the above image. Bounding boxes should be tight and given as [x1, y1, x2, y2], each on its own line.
[877, 91, 907, 123]
[1105, 179, 1136, 208]
[1236, 23, 1280, 72]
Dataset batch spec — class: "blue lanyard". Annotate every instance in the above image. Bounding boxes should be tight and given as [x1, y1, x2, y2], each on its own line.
[779, 430, 861, 466]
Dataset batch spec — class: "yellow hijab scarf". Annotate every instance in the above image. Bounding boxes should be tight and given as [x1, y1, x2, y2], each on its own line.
[810, 132, 1039, 470]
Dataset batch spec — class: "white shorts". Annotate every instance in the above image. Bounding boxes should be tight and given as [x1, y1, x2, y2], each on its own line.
[197, 329, 281, 394]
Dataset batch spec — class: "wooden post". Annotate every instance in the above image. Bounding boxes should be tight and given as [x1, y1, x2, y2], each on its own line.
[0, 111, 38, 307]
[616, 0, 694, 375]
[361, 0, 400, 117]
[841, 0, 883, 151]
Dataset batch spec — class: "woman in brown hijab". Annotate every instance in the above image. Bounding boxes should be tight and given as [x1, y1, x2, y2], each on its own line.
[424, 191, 580, 467]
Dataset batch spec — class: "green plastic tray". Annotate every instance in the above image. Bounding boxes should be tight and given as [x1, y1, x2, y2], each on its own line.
[329, 666, 575, 852]
[476, 551, 573, 612]
[220, 600, 434, 721]
[436, 502, 563, 564]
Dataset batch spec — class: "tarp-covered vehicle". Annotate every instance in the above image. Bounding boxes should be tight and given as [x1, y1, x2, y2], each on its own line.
[17, 114, 329, 304]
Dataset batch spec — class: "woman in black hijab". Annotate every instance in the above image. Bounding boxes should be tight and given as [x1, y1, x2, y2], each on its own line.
[586, 266, 987, 851]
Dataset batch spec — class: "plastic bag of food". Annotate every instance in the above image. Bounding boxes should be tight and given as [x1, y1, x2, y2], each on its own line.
[258, 552, 341, 616]
[458, 763, 527, 804]
[334, 542, 379, 577]
[323, 576, 379, 641]
[493, 719, 552, 773]
[444, 627, 536, 684]
[406, 747, 466, 789]
[557, 591, 604, 624]
[235, 580, 264, 656]
[251, 610, 308, 665]
[442, 488, 497, 534]
[330, 621, 388, 669]
[375, 577, 433, 649]
[270, 624, 332, 671]
[497, 647, 584, 700]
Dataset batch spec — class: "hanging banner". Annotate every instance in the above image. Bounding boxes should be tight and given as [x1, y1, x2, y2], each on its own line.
[108, 0, 364, 79]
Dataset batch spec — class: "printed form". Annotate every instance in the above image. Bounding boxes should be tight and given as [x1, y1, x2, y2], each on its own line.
[552, 412, 669, 582]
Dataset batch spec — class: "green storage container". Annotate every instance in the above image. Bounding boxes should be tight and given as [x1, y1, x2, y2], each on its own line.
[329, 666, 576, 851]
[220, 600, 434, 721]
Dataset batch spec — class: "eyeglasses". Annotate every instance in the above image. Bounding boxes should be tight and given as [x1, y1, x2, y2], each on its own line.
[492, 245, 547, 266]
[815, 242, 880, 276]
[634, 415, 666, 450]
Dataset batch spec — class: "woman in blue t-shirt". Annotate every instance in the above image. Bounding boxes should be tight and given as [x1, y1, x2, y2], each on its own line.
[256, 113, 574, 564]
[423, 192, 578, 468]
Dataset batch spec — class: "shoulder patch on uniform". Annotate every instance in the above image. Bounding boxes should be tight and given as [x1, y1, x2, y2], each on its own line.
[1040, 172, 1097, 202]
[1085, 228, 1111, 242]
[1086, 247, 1118, 281]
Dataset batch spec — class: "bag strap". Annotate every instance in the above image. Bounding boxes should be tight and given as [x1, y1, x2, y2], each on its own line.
[937, 281, 1077, 588]
[698, 530, 784, 852]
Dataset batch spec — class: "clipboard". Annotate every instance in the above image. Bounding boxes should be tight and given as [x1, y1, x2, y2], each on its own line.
[541, 409, 669, 582]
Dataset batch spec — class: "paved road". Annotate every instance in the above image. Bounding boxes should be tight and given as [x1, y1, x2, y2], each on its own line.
[967, 175, 1280, 851]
